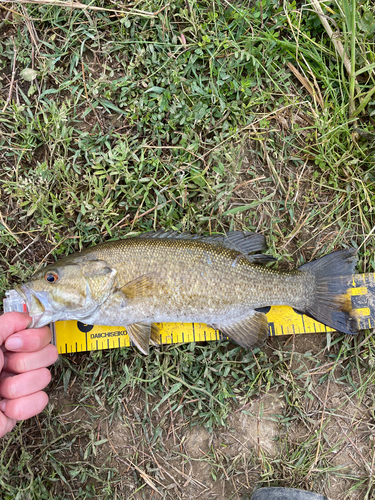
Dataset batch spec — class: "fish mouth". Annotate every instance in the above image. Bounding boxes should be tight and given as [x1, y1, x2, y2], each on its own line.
[15, 284, 56, 328]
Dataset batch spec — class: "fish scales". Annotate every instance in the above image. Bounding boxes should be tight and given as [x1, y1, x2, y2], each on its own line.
[15, 231, 358, 354]
[78, 238, 309, 318]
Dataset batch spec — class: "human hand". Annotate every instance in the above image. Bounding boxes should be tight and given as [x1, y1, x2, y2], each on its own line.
[0, 312, 58, 438]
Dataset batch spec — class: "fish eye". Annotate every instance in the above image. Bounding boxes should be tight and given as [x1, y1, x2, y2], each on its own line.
[45, 271, 59, 283]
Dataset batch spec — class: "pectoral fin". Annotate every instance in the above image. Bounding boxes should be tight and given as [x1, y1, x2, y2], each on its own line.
[121, 273, 159, 300]
[213, 311, 269, 349]
[126, 322, 160, 354]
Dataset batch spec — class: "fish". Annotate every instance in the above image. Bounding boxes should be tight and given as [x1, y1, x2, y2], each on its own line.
[15, 231, 358, 354]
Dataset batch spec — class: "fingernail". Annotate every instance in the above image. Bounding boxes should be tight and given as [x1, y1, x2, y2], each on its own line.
[6, 337, 23, 350]
[0, 400, 6, 412]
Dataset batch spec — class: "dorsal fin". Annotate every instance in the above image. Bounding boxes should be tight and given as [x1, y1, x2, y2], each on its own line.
[134, 230, 267, 255]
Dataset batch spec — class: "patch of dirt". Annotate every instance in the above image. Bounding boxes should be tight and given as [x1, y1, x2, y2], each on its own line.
[282, 337, 373, 500]
[312, 381, 373, 500]
[185, 425, 212, 458]
[220, 392, 285, 458]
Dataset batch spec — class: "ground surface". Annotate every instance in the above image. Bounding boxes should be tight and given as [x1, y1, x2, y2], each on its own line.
[0, 0, 375, 499]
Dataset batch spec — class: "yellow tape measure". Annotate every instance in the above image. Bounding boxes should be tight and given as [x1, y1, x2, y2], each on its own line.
[52, 273, 374, 354]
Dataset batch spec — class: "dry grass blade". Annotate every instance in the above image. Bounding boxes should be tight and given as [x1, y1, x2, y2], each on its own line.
[20, 4, 39, 54]
[11, 236, 39, 263]
[309, 0, 352, 77]
[155, 453, 208, 490]
[120, 457, 163, 496]
[258, 132, 286, 194]
[233, 176, 266, 192]
[287, 62, 324, 108]
[336, 420, 373, 475]
[0, 211, 20, 244]
[306, 379, 330, 479]
[33, 235, 80, 272]
[309, 0, 361, 115]
[2, 36, 16, 113]
[2, 0, 170, 17]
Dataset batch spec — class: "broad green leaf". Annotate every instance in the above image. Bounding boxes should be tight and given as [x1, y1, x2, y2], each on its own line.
[145, 86, 165, 94]
[354, 62, 375, 77]
[20, 68, 38, 82]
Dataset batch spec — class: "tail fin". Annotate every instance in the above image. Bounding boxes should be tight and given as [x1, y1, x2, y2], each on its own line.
[299, 249, 357, 334]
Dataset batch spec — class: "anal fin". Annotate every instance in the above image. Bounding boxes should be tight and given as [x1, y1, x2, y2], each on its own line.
[150, 324, 160, 345]
[213, 311, 269, 349]
[127, 323, 159, 355]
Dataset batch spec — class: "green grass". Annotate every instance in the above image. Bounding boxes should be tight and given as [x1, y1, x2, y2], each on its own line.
[0, 0, 375, 498]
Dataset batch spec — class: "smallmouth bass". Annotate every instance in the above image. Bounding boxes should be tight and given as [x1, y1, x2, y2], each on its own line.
[15, 231, 358, 354]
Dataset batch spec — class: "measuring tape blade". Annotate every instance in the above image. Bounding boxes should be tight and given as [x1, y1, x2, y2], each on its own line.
[51, 272, 375, 354]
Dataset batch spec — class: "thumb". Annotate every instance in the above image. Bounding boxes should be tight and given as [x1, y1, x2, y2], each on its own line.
[0, 312, 32, 347]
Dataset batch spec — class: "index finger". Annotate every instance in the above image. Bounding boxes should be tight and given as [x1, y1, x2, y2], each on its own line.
[0, 312, 32, 346]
